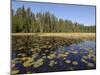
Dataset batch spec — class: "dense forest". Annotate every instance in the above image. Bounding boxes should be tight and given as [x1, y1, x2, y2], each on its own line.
[12, 6, 96, 33]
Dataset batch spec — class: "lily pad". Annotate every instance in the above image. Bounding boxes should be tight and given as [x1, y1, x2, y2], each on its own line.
[49, 60, 57, 67]
[33, 58, 44, 68]
[81, 58, 88, 64]
[23, 58, 34, 67]
[42, 55, 47, 59]
[70, 48, 74, 50]
[45, 50, 49, 52]
[65, 60, 71, 64]
[65, 52, 69, 55]
[87, 62, 94, 68]
[72, 61, 78, 65]
[17, 53, 26, 57]
[21, 57, 28, 61]
[32, 53, 38, 59]
[48, 45, 52, 48]
[58, 53, 65, 58]
[83, 56, 88, 59]
[72, 51, 78, 54]
[47, 54, 56, 59]
[11, 70, 19, 75]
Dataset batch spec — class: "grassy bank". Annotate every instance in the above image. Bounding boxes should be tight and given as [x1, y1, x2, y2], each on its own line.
[12, 33, 95, 39]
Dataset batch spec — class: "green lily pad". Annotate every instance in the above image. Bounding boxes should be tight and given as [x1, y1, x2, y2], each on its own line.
[42, 55, 46, 59]
[23, 62, 34, 67]
[27, 71, 32, 74]
[33, 58, 44, 68]
[72, 51, 78, 54]
[87, 62, 94, 68]
[58, 53, 65, 58]
[83, 56, 88, 59]
[72, 61, 78, 65]
[81, 58, 88, 64]
[17, 53, 26, 57]
[11, 70, 19, 75]
[23, 58, 34, 67]
[45, 50, 49, 52]
[65, 52, 69, 55]
[65, 60, 71, 64]
[70, 48, 74, 50]
[47, 54, 56, 59]
[49, 60, 57, 67]
[93, 57, 96, 61]
[21, 57, 28, 61]
[12, 60, 16, 64]
[48, 45, 52, 48]
[32, 53, 38, 59]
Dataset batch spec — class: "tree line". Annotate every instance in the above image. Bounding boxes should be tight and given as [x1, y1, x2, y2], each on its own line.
[12, 6, 96, 33]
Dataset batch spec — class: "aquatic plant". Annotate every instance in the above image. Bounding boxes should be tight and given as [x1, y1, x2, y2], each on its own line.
[21, 57, 29, 61]
[70, 48, 74, 50]
[23, 58, 34, 67]
[88, 53, 94, 58]
[81, 58, 88, 64]
[33, 58, 44, 68]
[81, 58, 95, 68]
[72, 61, 78, 65]
[87, 62, 94, 68]
[11, 70, 19, 75]
[42, 45, 48, 49]
[42, 55, 47, 59]
[33, 47, 41, 53]
[12, 60, 16, 64]
[65, 60, 71, 64]
[93, 57, 96, 61]
[17, 53, 26, 57]
[63, 57, 66, 60]
[65, 52, 69, 55]
[32, 53, 38, 59]
[42, 53, 46, 56]
[27, 71, 32, 74]
[45, 41, 50, 44]
[47, 54, 56, 59]
[12, 58, 21, 64]
[12, 36, 96, 73]
[48, 45, 52, 48]
[13, 58, 20, 61]
[45, 50, 49, 52]
[58, 53, 65, 58]
[49, 60, 57, 67]
[72, 51, 78, 54]
[84, 48, 89, 51]
[83, 56, 88, 59]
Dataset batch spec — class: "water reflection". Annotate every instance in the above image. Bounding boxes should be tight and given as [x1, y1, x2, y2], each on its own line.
[12, 36, 96, 74]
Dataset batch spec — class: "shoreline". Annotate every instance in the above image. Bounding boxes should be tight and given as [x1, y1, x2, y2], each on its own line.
[12, 33, 95, 38]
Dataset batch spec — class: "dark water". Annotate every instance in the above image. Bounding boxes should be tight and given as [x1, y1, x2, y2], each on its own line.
[11, 36, 96, 74]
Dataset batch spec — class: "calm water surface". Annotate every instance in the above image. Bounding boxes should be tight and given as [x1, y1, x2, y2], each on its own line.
[12, 36, 96, 74]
